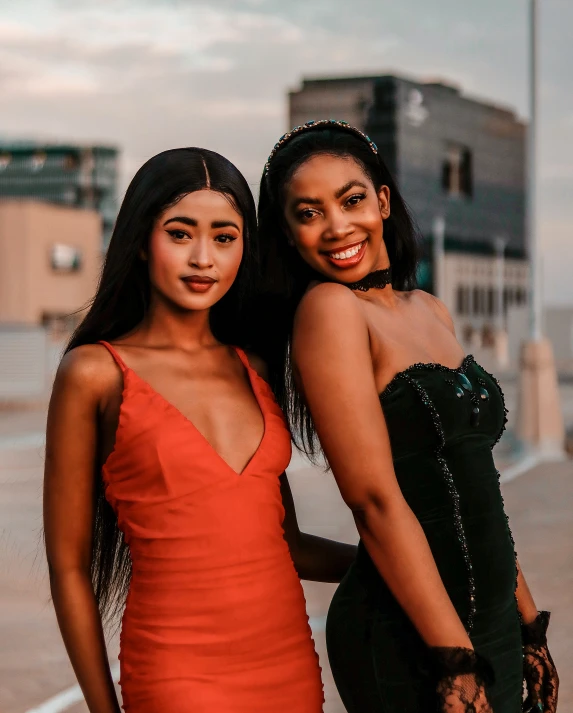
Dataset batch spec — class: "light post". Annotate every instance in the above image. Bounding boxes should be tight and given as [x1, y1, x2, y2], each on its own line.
[494, 236, 509, 368]
[516, 0, 564, 455]
[527, 0, 542, 342]
[494, 236, 507, 333]
[432, 215, 446, 302]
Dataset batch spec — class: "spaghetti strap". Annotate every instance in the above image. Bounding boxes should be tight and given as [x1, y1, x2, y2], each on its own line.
[98, 340, 128, 372]
[232, 345, 252, 371]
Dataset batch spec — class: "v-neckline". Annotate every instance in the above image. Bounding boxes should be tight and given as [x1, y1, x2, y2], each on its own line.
[125, 345, 267, 477]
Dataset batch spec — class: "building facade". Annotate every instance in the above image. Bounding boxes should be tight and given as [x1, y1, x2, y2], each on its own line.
[0, 141, 118, 247]
[0, 201, 102, 329]
[289, 75, 528, 341]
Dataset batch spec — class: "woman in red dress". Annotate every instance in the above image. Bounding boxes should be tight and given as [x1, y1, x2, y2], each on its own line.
[43, 148, 355, 712]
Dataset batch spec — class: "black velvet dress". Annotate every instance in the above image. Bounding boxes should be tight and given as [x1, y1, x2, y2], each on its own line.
[326, 357, 523, 712]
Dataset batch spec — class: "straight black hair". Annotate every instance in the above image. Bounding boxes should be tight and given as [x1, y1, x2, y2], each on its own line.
[255, 126, 420, 459]
[65, 147, 257, 622]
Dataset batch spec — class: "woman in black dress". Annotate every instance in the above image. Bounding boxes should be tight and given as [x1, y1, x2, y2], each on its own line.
[255, 120, 558, 712]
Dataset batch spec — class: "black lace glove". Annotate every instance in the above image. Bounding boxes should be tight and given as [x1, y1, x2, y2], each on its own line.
[430, 647, 495, 713]
[522, 611, 559, 713]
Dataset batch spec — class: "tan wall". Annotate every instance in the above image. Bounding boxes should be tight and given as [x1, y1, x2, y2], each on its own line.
[0, 200, 102, 325]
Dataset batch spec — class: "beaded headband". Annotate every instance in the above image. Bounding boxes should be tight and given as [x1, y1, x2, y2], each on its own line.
[263, 119, 379, 175]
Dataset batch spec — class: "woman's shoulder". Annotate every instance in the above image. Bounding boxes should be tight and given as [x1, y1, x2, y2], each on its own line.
[54, 343, 122, 400]
[296, 281, 364, 325]
[293, 282, 369, 360]
[411, 289, 455, 333]
[242, 349, 269, 382]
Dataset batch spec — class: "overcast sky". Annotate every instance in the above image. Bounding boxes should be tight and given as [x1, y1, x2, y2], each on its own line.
[1, 0, 571, 304]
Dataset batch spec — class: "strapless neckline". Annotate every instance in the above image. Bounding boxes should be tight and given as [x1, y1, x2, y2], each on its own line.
[380, 354, 475, 400]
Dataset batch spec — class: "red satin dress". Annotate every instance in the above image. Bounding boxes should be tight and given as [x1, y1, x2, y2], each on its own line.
[98, 341, 323, 712]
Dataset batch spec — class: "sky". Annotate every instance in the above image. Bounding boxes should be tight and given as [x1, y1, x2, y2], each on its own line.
[1, 0, 572, 304]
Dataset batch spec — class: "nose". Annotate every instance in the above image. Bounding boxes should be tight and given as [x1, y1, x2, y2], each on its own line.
[323, 208, 354, 242]
[188, 238, 214, 269]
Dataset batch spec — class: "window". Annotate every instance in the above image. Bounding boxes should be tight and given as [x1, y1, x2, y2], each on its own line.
[50, 244, 82, 272]
[0, 153, 11, 171]
[30, 152, 46, 171]
[487, 288, 495, 317]
[456, 286, 465, 315]
[442, 143, 473, 198]
[63, 154, 79, 170]
[473, 286, 481, 315]
[517, 288, 527, 305]
[456, 286, 471, 315]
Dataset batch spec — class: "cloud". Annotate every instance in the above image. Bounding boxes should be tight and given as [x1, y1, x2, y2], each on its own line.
[0, 0, 572, 300]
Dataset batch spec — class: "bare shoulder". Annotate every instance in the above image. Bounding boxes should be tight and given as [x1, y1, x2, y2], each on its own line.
[414, 289, 455, 333]
[293, 283, 370, 369]
[295, 282, 366, 334]
[243, 350, 269, 382]
[54, 343, 122, 401]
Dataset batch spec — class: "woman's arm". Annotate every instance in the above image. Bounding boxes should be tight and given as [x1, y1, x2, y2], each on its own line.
[280, 474, 356, 582]
[292, 283, 473, 650]
[43, 347, 121, 713]
[515, 559, 540, 624]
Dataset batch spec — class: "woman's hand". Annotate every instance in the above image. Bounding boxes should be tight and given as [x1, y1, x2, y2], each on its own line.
[431, 647, 494, 713]
[522, 612, 559, 713]
[280, 474, 357, 582]
[437, 674, 492, 713]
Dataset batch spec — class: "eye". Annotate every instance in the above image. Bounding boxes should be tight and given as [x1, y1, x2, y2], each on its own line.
[167, 229, 189, 241]
[346, 192, 366, 206]
[214, 233, 238, 244]
[297, 208, 319, 222]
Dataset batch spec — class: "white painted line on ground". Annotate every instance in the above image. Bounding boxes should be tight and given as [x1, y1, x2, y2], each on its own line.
[499, 450, 567, 484]
[21, 618, 328, 713]
[23, 616, 328, 713]
[24, 663, 120, 713]
[499, 453, 540, 484]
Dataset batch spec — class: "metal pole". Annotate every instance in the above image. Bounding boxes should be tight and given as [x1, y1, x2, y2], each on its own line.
[527, 0, 542, 340]
[494, 236, 507, 332]
[432, 215, 446, 301]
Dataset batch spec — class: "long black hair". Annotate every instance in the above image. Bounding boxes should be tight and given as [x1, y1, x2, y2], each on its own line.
[66, 147, 257, 622]
[256, 124, 420, 459]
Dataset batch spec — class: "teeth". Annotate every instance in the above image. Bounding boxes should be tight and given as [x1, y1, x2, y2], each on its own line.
[330, 243, 363, 260]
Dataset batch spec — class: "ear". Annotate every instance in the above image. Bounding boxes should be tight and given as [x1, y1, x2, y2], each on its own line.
[378, 185, 391, 220]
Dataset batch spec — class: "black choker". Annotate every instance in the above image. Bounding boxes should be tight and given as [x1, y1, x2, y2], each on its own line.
[345, 267, 393, 292]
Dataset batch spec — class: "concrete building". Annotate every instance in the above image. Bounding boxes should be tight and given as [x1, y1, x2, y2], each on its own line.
[0, 141, 118, 247]
[0, 200, 101, 330]
[289, 74, 528, 345]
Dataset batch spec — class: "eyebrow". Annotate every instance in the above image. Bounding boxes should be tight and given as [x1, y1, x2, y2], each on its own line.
[335, 180, 369, 199]
[291, 180, 369, 209]
[163, 216, 240, 231]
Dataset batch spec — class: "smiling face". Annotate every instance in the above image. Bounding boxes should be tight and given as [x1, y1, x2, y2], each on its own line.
[282, 153, 391, 283]
[146, 189, 244, 312]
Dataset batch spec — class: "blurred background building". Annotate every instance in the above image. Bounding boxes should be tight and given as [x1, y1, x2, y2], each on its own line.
[0, 140, 118, 248]
[290, 73, 573, 368]
[0, 141, 116, 403]
[0, 200, 101, 329]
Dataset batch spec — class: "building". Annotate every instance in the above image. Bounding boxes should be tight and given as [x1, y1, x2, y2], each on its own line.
[289, 74, 528, 343]
[0, 140, 118, 247]
[0, 200, 101, 330]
